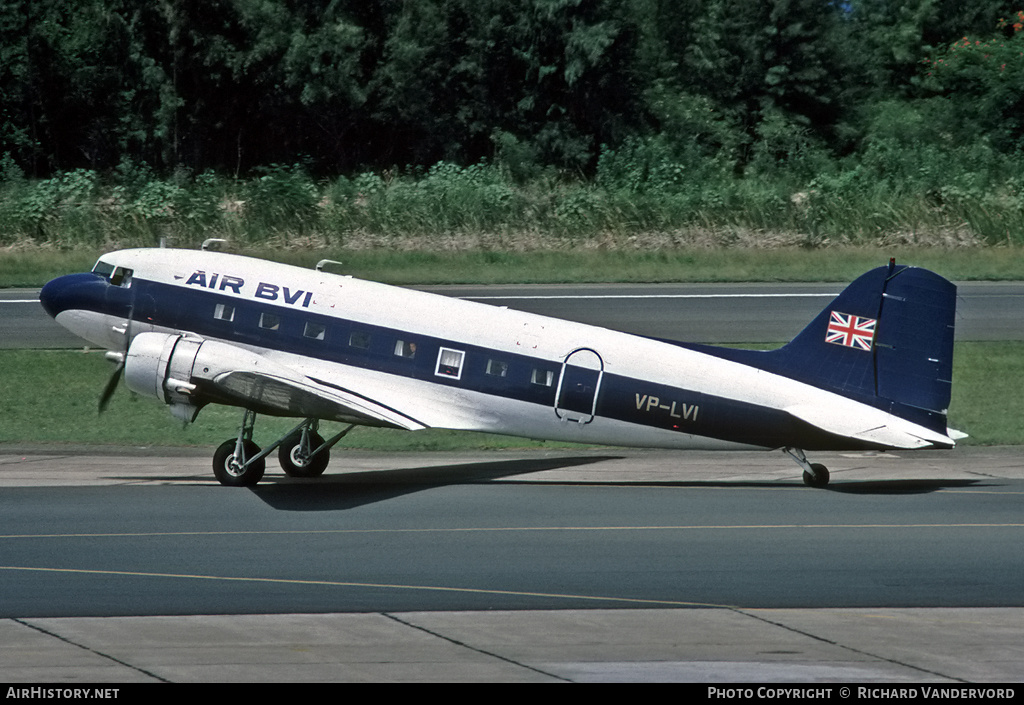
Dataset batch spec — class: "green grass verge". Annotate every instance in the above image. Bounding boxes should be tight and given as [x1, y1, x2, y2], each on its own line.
[0, 349, 567, 451]
[3, 245, 1024, 288]
[0, 344, 1017, 450]
[948, 342, 1024, 446]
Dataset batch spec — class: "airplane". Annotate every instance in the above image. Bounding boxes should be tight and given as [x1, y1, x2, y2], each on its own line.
[39, 245, 964, 488]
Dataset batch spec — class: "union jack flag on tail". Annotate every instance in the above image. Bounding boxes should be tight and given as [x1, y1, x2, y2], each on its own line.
[825, 311, 876, 351]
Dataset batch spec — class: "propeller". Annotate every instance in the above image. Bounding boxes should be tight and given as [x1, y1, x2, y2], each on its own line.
[98, 290, 135, 413]
[98, 353, 125, 412]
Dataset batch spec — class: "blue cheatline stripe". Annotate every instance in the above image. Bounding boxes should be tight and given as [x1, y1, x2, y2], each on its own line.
[62, 275, 890, 451]
[465, 293, 837, 300]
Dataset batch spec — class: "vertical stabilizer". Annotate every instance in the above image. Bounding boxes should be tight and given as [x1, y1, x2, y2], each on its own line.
[761, 263, 957, 434]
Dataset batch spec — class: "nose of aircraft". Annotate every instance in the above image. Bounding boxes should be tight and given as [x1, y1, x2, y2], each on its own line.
[39, 272, 101, 319]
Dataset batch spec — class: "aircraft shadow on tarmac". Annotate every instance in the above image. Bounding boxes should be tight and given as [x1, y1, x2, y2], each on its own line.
[242, 456, 987, 511]
[248, 455, 625, 511]
[822, 478, 986, 495]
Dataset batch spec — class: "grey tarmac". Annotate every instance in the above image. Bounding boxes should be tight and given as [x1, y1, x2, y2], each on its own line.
[1, 446, 1022, 683]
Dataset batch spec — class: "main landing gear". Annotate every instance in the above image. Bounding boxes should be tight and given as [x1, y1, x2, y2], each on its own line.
[784, 447, 830, 488]
[212, 409, 355, 486]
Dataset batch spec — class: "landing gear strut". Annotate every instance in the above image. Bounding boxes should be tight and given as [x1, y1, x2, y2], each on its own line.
[213, 410, 265, 487]
[212, 411, 356, 486]
[279, 420, 330, 477]
[784, 447, 830, 488]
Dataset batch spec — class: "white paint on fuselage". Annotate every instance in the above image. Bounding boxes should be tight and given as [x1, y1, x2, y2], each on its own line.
[73, 249, 951, 451]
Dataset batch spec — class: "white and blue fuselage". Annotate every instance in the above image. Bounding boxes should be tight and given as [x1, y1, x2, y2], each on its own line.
[40, 248, 962, 485]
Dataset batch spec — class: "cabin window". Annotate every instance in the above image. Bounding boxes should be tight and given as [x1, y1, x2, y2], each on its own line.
[259, 312, 280, 331]
[436, 348, 465, 380]
[349, 331, 371, 349]
[303, 321, 326, 341]
[214, 303, 235, 322]
[486, 359, 508, 377]
[531, 368, 554, 387]
[394, 340, 417, 358]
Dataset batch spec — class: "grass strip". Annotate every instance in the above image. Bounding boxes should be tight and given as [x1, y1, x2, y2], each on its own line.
[0, 344, 1016, 449]
[3, 245, 1024, 288]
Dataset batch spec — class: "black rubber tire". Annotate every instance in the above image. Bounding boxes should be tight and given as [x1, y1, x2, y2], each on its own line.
[213, 439, 266, 487]
[278, 431, 329, 478]
[802, 463, 830, 488]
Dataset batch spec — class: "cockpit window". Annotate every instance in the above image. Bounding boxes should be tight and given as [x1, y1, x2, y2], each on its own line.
[92, 260, 133, 287]
[92, 260, 115, 277]
[109, 267, 132, 287]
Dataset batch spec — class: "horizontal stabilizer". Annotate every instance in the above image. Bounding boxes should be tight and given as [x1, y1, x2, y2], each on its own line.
[785, 403, 955, 450]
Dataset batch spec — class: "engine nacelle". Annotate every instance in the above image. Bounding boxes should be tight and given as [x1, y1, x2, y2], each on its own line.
[124, 331, 319, 422]
[124, 332, 205, 422]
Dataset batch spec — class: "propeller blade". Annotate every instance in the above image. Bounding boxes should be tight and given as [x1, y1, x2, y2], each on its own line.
[97, 289, 136, 413]
[98, 361, 124, 413]
[124, 297, 135, 352]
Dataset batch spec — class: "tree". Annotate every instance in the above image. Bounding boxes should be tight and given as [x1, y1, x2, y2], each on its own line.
[0, 0, 147, 174]
[657, 0, 846, 173]
[921, 10, 1024, 152]
[371, 0, 644, 171]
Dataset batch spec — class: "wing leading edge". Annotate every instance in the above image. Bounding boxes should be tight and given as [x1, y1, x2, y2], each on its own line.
[207, 370, 427, 430]
[124, 332, 427, 430]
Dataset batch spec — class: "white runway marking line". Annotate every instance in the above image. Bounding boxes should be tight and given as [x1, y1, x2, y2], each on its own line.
[465, 293, 839, 301]
[0, 565, 727, 609]
[6, 294, 840, 304]
[4, 521, 1024, 540]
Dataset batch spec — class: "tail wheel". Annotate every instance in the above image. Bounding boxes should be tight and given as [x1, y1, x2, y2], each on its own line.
[278, 431, 329, 478]
[213, 439, 265, 487]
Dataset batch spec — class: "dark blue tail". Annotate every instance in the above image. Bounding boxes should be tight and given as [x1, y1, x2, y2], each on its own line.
[766, 262, 956, 433]
[691, 262, 957, 435]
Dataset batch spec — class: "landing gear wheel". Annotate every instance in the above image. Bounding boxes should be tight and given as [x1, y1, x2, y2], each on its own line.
[278, 431, 329, 477]
[213, 439, 266, 487]
[802, 463, 830, 488]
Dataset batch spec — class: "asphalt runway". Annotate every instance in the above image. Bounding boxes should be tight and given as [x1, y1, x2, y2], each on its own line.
[431, 281, 1024, 343]
[3, 279, 1023, 682]
[2, 447, 1023, 682]
[3, 280, 1023, 348]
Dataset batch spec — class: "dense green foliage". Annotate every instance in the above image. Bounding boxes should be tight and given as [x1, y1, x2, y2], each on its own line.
[2, 0, 1024, 248]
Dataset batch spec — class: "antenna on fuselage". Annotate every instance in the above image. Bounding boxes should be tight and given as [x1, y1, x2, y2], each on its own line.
[315, 259, 343, 273]
[202, 238, 227, 251]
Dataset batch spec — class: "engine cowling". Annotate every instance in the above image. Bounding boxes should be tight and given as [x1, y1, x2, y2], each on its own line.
[124, 332, 205, 422]
[124, 331, 325, 422]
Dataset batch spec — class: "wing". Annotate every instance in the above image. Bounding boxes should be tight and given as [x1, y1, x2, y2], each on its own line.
[203, 370, 427, 430]
[125, 332, 428, 430]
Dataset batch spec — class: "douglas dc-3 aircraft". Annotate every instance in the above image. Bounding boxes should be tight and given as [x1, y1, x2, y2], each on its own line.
[39, 246, 963, 488]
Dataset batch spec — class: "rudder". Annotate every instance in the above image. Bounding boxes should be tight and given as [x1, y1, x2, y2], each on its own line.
[765, 262, 956, 434]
